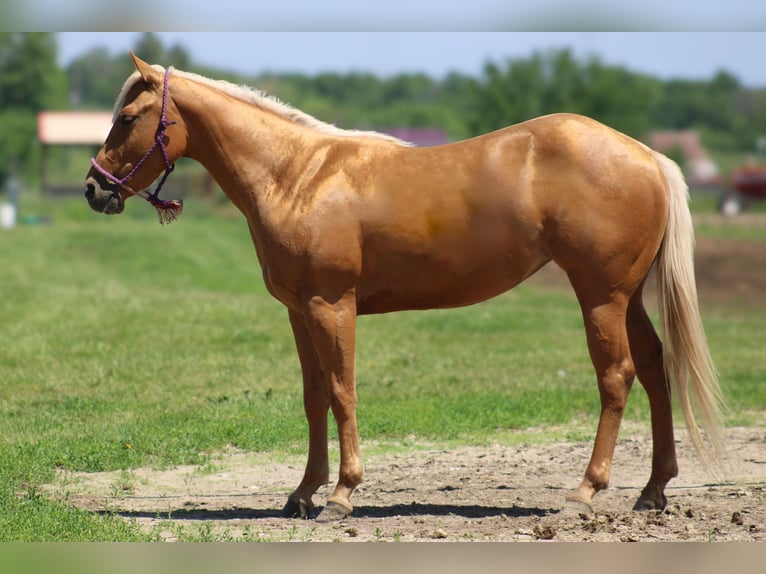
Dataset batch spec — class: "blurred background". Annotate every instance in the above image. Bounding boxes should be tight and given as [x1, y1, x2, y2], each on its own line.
[1, 31, 766, 223]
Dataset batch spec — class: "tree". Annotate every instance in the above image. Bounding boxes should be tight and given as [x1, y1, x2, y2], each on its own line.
[0, 32, 66, 111]
[0, 33, 66, 187]
[67, 46, 128, 109]
[133, 33, 164, 65]
[580, 57, 661, 137]
[57, 34, 766, 182]
[166, 43, 192, 70]
[133, 33, 192, 70]
[66, 33, 194, 110]
[468, 49, 661, 138]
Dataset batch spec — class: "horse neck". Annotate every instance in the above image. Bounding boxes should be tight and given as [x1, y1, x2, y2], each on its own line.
[173, 77, 319, 214]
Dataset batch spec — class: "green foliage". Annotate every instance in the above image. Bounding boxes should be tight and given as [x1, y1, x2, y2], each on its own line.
[0, 486, 143, 541]
[0, 33, 65, 186]
[54, 34, 766, 153]
[653, 72, 748, 146]
[0, 111, 38, 184]
[0, 33, 66, 111]
[468, 50, 663, 138]
[66, 46, 132, 110]
[66, 33, 192, 110]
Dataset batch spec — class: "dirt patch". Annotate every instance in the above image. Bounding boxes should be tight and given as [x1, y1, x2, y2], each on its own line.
[48, 425, 766, 541]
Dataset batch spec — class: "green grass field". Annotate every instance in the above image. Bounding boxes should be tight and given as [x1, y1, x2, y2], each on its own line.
[1, 195, 764, 540]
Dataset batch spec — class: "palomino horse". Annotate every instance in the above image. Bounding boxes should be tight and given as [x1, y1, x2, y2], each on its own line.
[85, 54, 726, 522]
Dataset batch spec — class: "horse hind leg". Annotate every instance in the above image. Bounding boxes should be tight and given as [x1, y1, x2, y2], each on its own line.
[626, 286, 678, 510]
[566, 290, 636, 513]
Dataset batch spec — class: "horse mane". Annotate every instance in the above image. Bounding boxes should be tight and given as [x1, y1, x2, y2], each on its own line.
[114, 65, 413, 147]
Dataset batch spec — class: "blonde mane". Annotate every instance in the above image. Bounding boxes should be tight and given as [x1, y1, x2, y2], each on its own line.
[114, 65, 412, 146]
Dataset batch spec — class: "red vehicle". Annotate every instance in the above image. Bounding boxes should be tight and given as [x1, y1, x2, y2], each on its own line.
[720, 164, 766, 215]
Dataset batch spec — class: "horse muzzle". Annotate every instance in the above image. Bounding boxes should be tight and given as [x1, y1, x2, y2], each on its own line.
[84, 177, 124, 215]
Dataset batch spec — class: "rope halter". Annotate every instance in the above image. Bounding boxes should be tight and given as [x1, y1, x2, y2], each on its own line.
[90, 68, 183, 224]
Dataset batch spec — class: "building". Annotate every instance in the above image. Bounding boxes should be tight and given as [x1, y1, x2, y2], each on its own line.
[37, 111, 113, 195]
[647, 130, 720, 186]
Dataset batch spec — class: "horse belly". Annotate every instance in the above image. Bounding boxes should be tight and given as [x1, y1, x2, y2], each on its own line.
[356, 234, 547, 314]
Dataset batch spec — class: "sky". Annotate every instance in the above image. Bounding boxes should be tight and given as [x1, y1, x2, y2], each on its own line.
[13, 0, 766, 32]
[56, 32, 766, 88]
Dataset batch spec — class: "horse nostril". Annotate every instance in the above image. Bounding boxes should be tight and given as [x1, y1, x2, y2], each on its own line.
[85, 182, 96, 200]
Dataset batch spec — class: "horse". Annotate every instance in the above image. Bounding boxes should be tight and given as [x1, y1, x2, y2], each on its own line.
[85, 53, 726, 522]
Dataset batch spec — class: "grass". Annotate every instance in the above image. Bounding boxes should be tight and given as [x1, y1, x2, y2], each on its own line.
[0, 194, 764, 540]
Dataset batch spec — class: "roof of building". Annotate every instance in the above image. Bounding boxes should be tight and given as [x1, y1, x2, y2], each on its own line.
[37, 111, 113, 145]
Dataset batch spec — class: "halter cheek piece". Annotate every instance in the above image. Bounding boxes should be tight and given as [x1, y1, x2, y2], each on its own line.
[90, 68, 183, 224]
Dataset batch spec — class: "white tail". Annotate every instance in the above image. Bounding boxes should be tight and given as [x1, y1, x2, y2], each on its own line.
[653, 151, 727, 471]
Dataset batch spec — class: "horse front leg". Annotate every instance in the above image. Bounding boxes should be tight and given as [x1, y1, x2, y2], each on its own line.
[301, 290, 362, 522]
[282, 310, 330, 519]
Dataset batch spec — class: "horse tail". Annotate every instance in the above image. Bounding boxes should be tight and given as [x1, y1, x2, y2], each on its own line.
[653, 150, 727, 472]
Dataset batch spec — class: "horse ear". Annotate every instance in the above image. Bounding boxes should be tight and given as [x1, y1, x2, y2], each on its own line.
[130, 51, 161, 84]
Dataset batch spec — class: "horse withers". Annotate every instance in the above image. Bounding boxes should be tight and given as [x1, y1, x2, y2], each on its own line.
[85, 53, 726, 522]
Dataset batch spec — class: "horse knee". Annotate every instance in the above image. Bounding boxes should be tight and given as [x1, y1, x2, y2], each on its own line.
[599, 359, 635, 413]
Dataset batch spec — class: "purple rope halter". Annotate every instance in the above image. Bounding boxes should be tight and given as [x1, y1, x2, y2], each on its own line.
[90, 68, 183, 224]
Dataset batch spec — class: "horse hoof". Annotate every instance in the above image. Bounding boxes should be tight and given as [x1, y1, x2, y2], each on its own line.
[563, 496, 594, 517]
[282, 498, 313, 519]
[632, 494, 667, 512]
[316, 500, 353, 523]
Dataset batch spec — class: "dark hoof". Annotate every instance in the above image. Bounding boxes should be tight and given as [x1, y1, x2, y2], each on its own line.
[633, 494, 667, 512]
[282, 498, 313, 519]
[316, 500, 353, 523]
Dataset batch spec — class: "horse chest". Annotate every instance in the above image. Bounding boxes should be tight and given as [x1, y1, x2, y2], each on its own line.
[258, 256, 304, 310]
[256, 238, 356, 309]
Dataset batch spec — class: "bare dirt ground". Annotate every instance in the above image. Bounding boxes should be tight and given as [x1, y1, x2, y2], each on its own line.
[46, 213, 766, 541]
[49, 425, 766, 542]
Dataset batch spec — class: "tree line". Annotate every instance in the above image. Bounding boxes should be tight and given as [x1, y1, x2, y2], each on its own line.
[2, 32, 766, 189]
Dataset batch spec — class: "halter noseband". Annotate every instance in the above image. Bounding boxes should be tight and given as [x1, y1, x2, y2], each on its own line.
[90, 68, 183, 224]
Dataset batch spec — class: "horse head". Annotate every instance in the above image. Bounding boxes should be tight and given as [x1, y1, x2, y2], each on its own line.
[85, 53, 187, 220]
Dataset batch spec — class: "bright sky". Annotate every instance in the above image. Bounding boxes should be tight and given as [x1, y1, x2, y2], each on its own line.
[18, 0, 766, 31]
[56, 32, 766, 88]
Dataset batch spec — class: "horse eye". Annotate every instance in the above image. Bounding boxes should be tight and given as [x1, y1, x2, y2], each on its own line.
[120, 115, 137, 126]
